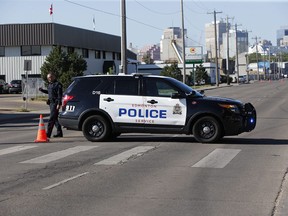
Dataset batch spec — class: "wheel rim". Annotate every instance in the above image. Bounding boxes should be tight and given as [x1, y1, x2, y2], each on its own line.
[88, 121, 104, 137]
[199, 121, 216, 139]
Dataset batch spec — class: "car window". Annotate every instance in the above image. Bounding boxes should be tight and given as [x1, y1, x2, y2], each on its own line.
[66, 78, 102, 94]
[104, 77, 139, 96]
[144, 78, 179, 97]
[11, 80, 21, 84]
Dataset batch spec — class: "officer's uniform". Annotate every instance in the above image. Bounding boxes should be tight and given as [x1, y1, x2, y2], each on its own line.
[40, 80, 63, 138]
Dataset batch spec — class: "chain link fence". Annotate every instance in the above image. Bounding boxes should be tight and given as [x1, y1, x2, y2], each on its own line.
[22, 77, 46, 100]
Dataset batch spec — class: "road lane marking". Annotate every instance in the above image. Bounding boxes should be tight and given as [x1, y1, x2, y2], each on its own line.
[43, 172, 89, 190]
[0, 145, 38, 156]
[192, 148, 241, 168]
[20, 146, 98, 164]
[95, 146, 155, 165]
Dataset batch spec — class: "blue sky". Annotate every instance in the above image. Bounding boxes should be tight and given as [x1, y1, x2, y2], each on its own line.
[1, 0, 287, 49]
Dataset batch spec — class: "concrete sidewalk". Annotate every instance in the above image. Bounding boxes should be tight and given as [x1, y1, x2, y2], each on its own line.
[0, 96, 50, 123]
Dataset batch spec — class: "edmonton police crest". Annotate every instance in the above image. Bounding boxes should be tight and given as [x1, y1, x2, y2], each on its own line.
[173, 103, 182, 115]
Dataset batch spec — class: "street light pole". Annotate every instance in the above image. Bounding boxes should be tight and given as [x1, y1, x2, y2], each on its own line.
[180, 0, 186, 83]
[208, 10, 222, 86]
[121, 0, 127, 74]
[252, 36, 260, 80]
[226, 16, 230, 85]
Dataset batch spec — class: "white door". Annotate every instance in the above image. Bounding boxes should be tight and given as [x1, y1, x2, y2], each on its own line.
[143, 78, 187, 126]
[99, 77, 145, 124]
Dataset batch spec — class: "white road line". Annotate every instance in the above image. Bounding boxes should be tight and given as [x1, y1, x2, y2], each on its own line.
[20, 146, 98, 164]
[0, 145, 38, 156]
[42, 172, 89, 190]
[192, 148, 241, 168]
[95, 146, 155, 165]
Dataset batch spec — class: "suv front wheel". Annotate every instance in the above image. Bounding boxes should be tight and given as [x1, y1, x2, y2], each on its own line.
[82, 115, 111, 142]
[192, 116, 222, 143]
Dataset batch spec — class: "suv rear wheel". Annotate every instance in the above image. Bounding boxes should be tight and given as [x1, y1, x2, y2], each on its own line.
[82, 115, 111, 142]
[192, 116, 222, 143]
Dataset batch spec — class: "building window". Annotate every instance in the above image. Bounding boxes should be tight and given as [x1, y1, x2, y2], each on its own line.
[95, 50, 101, 59]
[21, 45, 41, 56]
[82, 48, 89, 58]
[0, 47, 4, 57]
[112, 52, 116, 60]
[117, 53, 121, 60]
[102, 51, 106, 59]
[68, 47, 74, 54]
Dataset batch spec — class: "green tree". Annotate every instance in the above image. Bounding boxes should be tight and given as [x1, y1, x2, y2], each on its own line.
[40, 46, 87, 89]
[142, 53, 154, 64]
[160, 62, 182, 81]
[193, 64, 209, 85]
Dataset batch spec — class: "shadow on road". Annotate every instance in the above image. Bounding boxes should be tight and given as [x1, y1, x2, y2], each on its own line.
[112, 135, 288, 145]
[0, 113, 49, 125]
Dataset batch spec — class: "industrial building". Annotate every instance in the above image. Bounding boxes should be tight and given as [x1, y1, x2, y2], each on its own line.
[0, 23, 136, 83]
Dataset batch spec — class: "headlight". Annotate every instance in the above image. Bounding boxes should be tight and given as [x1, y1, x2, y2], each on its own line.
[218, 104, 240, 114]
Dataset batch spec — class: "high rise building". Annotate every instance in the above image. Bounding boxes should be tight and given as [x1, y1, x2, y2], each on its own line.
[277, 26, 288, 46]
[221, 29, 249, 58]
[205, 20, 226, 59]
[160, 27, 187, 63]
[139, 44, 160, 62]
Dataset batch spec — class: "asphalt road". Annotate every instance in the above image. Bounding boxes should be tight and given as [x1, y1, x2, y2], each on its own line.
[1, 80, 288, 216]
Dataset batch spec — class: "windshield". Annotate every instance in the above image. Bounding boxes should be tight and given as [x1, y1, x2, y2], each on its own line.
[167, 77, 203, 97]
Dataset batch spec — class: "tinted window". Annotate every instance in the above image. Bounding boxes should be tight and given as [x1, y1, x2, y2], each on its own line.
[0, 46, 4, 57]
[104, 77, 139, 96]
[66, 78, 102, 94]
[11, 80, 21, 84]
[144, 78, 179, 97]
[21, 45, 41, 56]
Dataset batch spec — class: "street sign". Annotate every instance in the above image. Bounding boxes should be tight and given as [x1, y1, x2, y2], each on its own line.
[185, 59, 203, 64]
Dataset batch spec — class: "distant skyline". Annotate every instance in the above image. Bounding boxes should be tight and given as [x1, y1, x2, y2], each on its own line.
[1, 0, 287, 49]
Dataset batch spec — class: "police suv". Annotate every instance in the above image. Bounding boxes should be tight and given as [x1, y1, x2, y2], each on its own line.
[59, 74, 256, 143]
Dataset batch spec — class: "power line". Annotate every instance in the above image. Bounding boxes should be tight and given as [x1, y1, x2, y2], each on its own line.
[134, 0, 180, 15]
[63, 0, 164, 31]
[183, 1, 207, 15]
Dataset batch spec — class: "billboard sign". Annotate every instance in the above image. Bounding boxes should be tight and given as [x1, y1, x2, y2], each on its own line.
[185, 46, 203, 64]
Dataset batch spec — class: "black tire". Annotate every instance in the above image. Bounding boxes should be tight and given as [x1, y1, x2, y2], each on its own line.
[192, 116, 222, 143]
[82, 115, 111, 142]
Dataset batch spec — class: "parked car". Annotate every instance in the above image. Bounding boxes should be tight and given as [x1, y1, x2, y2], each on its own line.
[8, 80, 22, 94]
[0, 79, 9, 94]
[238, 75, 247, 83]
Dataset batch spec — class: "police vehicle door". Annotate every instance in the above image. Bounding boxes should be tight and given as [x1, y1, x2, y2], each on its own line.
[99, 77, 144, 125]
[143, 77, 187, 126]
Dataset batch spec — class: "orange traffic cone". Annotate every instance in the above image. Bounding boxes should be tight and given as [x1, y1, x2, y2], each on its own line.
[34, 114, 49, 143]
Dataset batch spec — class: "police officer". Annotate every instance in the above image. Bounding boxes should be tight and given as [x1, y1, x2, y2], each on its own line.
[39, 72, 63, 138]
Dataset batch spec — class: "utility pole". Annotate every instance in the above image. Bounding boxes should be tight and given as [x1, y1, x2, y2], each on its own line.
[225, 16, 233, 85]
[252, 36, 260, 80]
[121, 0, 127, 74]
[180, 0, 186, 84]
[234, 23, 242, 84]
[268, 46, 273, 80]
[208, 10, 222, 86]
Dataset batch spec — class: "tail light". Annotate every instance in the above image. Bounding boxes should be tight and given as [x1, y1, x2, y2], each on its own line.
[62, 95, 74, 110]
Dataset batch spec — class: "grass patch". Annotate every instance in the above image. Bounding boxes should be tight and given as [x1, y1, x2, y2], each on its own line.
[17, 108, 30, 112]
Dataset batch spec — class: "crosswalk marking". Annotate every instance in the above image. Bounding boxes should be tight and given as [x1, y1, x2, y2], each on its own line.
[95, 146, 155, 165]
[0, 145, 38, 156]
[20, 146, 98, 164]
[192, 148, 241, 168]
